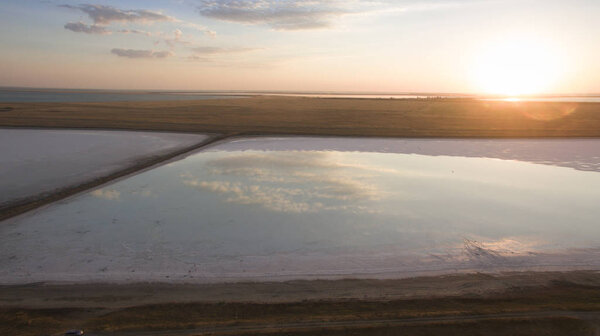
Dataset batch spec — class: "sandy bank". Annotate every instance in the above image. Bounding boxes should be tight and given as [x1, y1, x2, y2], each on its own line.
[1, 270, 598, 309]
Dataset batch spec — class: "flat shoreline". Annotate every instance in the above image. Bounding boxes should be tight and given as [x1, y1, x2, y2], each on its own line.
[1, 270, 598, 309]
[2, 271, 600, 335]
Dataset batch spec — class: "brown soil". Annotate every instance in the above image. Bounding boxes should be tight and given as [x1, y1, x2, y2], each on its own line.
[2, 271, 600, 335]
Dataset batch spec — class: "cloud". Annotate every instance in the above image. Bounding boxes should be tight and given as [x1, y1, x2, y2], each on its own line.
[179, 21, 217, 37]
[64, 21, 111, 34]
[117, 29, 152, 36]
[91, 188, 120, 200]
[187, 46, 262, 64]
[192, 46, 260, 54]
[195, 0, 483, 30]
[196, 0, 350, 30]
[164, 29, 191, 48]
[187, 55, 213, 62]
[205, 30, 217, 38]
[60, 4, 217, 42]
[111, 48, 174, 59]
[60, 4, 174, 25]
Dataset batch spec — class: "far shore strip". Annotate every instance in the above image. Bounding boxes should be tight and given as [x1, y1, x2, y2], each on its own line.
[2, 96, 600, 137]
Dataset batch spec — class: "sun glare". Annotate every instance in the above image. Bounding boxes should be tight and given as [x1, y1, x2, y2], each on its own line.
[472, 37, 564, 96]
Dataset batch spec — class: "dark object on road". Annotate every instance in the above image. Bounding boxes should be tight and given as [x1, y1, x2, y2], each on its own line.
[64, 330, 84, 336]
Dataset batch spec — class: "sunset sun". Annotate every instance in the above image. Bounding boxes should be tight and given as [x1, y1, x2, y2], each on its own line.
[472, 37, 565, 96]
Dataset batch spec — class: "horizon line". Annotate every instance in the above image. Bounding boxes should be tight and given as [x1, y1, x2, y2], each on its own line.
[1, 86, 600, 98]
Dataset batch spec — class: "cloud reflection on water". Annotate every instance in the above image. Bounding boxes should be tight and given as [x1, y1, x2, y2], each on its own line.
[181, 151, 383, 213]
[91, 188, 120, 200]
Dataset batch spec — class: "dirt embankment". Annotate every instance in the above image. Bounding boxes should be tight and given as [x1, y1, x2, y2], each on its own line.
[2, 271, 600, 335]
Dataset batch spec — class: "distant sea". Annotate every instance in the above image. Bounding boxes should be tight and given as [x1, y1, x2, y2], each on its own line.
[1, 87, 599, 103]
[0, 88, 247, 103]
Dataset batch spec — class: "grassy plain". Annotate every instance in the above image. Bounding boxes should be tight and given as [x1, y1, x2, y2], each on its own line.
[1, 96, 600, 137]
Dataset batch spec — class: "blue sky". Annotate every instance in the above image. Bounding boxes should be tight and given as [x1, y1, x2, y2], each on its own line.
[0, 0, 599, 93]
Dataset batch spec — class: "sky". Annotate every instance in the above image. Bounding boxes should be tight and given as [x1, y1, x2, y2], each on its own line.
[0, 0, 599, 94]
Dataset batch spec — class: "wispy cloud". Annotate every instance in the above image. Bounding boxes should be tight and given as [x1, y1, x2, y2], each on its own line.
[117, 29, 152, 36]
[64, 21, 111, 34]
[196, 0, 351, 30]
[195, 0, 483, 30]
[60, 4, 174, 25]
[60, 3, 217, 43]
[187, 46, 262, 64]
[187, 55, 213, 62]
[192, 46, 260, 55]
[180, 22, 217, 37]
[111, 48, 174, 59]
[164, 29, 191, 48]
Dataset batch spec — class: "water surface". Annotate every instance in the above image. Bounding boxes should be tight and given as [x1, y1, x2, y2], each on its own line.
[0, 89, 246, 103]
[2, 137, 600, 283]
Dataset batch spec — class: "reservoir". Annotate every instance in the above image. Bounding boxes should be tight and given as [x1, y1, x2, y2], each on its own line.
[2, 137, 600, 283]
